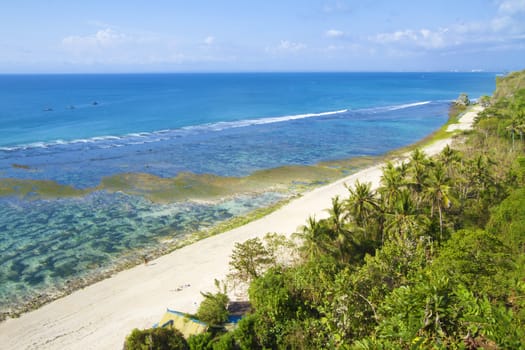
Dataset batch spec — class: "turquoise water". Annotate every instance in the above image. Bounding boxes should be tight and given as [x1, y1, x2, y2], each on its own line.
[0, 191, 285, 313]
[0, 72, 496, 315]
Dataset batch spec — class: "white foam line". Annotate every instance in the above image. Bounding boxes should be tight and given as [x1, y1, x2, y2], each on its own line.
[387, 101, 431, 111]
[0, 102, 439, 152]
[0, 109, 350, 151]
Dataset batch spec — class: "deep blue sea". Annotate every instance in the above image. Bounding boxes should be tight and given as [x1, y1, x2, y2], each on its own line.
[0, 72, 496, 314]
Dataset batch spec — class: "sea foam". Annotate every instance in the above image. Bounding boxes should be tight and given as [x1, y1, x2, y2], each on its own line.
[0, 102, 433, 153]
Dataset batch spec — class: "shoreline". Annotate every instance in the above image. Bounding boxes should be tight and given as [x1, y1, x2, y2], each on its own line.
[0, 106, 482, 349]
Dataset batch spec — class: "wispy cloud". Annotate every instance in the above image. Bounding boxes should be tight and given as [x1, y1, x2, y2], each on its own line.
[62, 28, 129, 50]
[497, 0, 525, 15]
[322, 1, 352, 14]
[203, 36, 215, 45]
[372, 28, 449, 49]
[325, 29, 345, 38]
[266, 40, 307, 54]
[61, 28, 179, 65]
[370, 1, 525, 56]
[279, 40, 306, 51]
[60, 27, 238, 68]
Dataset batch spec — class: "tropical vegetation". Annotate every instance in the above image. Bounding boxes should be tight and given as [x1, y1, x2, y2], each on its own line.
[125, 69, 525, 349]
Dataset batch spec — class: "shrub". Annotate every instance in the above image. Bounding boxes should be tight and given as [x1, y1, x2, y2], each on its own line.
[187, 332, 213, 350]
[124, 327, 188, 350]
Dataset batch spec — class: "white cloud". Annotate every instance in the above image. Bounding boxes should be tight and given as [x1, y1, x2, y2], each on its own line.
[325, 29, 345, 38]
[61, 28, 183, 66]
[265, 40, 306, 55]
[453, 21, 486, 34]
[491, 15, 514, 31]
[322, 1, 351, 14]
[62, 28, 128, 50]
[498, 0, 525, 14]
[59, 27, 241, 68]
[490, 0, 525, 33]
[374, 30, 417, 43]
[203, 36, 215, 45]
[325, 44, 345, 51]
[278, 40, 306, 51]
[367, 0, 524, 56]
[372, 28, 449, 49]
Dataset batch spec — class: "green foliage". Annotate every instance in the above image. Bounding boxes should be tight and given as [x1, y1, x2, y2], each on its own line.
[187, 332, 213, 350]
[487, 186, 525, 252]
[124, 327, 188, 350]
[248, 268, 296, 342]
[433, 229, 513, 300]
[201, 69, 525, 349]
[350, 337, 403, 350]
[479, 95, 491, 107]
[494, 70, 525, 100]
[196, 280, 229, 326]
[211, 332, 236, 350]
[232, 314, 260, 350]
[354, 235, 431, 304]
[287, 254, 339, 306]
[228, 237, 273, 283]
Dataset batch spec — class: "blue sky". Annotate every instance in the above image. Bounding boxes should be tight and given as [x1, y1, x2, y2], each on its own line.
[1, 0, 524, 73]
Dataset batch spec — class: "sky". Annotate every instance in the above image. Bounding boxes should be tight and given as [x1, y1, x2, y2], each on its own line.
[1, 0, 524, 73]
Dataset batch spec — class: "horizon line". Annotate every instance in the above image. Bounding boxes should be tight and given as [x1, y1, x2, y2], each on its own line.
[0, 70, 503, 76]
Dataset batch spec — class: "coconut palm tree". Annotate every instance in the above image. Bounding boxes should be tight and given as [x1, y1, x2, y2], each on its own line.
[424, 162, 453, 241]
[326, 196, 366, 263]
[345, 180, 382, 241]
[384, 189, 428, 241]
[295, 216, 330, 261]
[326, 196, 348, 233]
[379, 161, 405, 210]
[506, 116, 521, 151]
[465, 154, 495, 201]
[438, 144, 462, 178]
[408, 148, 430, 200]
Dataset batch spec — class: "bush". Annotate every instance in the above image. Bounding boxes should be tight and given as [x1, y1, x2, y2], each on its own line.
[233, 314, 260, 350]
[196, 292, 229, 326]
[196, 279, 230, 327]
[124, 327, 188, 350]
[188, 332, 213, 350]
[212, 332, 237, 350]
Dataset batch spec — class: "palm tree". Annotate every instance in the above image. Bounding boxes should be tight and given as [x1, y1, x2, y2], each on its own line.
[326, 196, 348, 234]
[409, 149, 430, 193]
[506, 116, 521, 151]
[397, 161, 410, 179]
[379, 161, 405, 210]
[465, 154, 495, 201]
[295, 216, 330, 261]
[345, 180, 382, 241]
[424, 162, 453, 241]
[326, 196, 358, 263]
[384, 189, 427, 241]
[438, 144, 461, 178]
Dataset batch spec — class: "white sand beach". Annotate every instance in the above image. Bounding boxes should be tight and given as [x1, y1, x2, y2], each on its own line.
[0, 107, 482, 350]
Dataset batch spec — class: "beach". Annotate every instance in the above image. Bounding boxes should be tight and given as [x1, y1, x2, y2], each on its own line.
[0, 107, 482, 350]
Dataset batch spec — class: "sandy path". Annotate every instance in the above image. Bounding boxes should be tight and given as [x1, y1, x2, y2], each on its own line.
[0, 107, 480, 349]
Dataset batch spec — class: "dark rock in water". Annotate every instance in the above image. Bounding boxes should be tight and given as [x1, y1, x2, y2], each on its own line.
[12, 163, 31, 170]
[92, 101, 99, 106]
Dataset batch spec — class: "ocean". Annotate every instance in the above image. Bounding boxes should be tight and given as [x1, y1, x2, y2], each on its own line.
[0, 72, 496, 315]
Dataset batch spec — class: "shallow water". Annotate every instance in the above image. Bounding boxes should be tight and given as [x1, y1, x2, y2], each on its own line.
[0, 191, 285, 313]
[0, 72, 497, 315]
